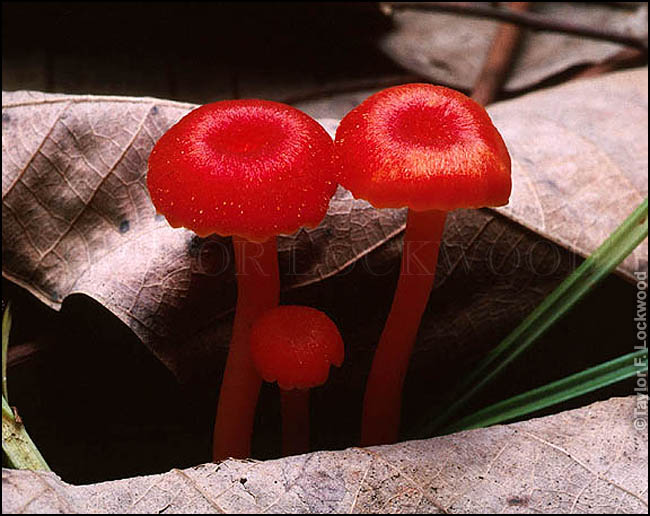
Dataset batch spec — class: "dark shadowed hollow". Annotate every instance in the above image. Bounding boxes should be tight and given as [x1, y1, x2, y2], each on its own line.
[2, 2, 643, 485]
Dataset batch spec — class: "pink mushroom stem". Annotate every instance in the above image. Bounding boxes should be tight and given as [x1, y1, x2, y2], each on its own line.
[280, 388, 310, 456]
[212, 236, 280, 461]
[361, 208, 447, 446]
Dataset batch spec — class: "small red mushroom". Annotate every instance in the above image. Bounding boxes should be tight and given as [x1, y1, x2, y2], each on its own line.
[147, 100, 336, 460]
[249, 306, 344, 457]
[334, 83, 511, 446]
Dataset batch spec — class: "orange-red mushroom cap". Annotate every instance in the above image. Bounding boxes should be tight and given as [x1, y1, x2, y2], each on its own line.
[334, 83, 511, 212]
[250, 306, 344, 391]
[147, 100, 336, 242]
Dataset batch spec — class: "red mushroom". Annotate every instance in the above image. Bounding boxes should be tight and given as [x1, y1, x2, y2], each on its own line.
[249, 305, 344, 457]
[147, 100, 336, 460]
[334, 83, 511, 446]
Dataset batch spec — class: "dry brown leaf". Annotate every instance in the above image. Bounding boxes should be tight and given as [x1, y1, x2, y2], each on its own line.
[1, 70, 648, 387]
[0, 90, 403, 300]
[2, 397, 647, 513]
[380, 2, 648, 93]
[491, 68, 648, 274]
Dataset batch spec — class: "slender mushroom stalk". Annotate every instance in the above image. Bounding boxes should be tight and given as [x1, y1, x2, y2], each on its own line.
[214, 235, 279, 460]
[333, 83, 512, 446]
[279, 388, 311, 457]
[362, 209, 446, 445]
[250, 306, 344, 457]
[146, 100, 336, 460]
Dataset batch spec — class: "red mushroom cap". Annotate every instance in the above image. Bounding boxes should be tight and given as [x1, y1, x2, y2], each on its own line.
[250, 306, 344, 390]
[147, 100, 336, 242]
[334, 83, 511, 212]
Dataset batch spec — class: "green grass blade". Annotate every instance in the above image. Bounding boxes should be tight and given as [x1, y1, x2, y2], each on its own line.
[2, 395, 51, 471]
[2, 302, 11, 402]
[1, 303, 51, 471]
[444, 349, 648, 433]
[420, 198, 648, 436]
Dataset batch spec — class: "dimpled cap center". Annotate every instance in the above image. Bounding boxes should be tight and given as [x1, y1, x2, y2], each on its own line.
[207, 115, 285, 155]
[390, 101, 465, 150]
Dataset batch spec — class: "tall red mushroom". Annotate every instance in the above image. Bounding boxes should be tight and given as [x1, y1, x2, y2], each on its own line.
[249, 305, 344, 457]
[334, 83, 511, 446]
[147, 100, 336, 460]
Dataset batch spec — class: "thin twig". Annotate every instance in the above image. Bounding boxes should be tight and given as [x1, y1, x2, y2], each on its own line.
[571, 47, 647, 79]
[381, 2, 648, 51]
[471, 2, 531, 106]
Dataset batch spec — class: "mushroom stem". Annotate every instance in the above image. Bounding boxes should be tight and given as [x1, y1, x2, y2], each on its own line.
[213, 236, 280, 461]
[361, 208, 447, 446]
[280, 388, 310, 456]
